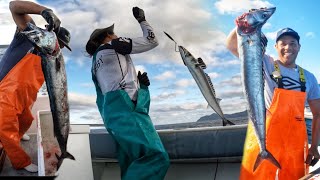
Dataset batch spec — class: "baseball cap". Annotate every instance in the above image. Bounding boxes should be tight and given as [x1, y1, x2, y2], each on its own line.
[276, 28, 300, 43]
[57, 27, 72, 51]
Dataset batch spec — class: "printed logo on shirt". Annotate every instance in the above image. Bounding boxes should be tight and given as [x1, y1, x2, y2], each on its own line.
[93, 55, 104, 74]
[147, 29, 156, 42]
[271, 75, 303, 90]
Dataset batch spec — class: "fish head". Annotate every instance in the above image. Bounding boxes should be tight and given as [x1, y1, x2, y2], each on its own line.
[178, 46, 197, 66]
[236, 7, 276, 35]
[21, 23, 60, 55]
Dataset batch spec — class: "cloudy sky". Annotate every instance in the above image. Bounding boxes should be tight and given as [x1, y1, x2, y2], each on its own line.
[1, 0, 319, 125]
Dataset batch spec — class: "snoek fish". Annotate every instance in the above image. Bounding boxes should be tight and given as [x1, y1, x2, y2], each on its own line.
[236, 7, 280, 171]
[164, 32, 234, 126]
[22, 23, 75, 170]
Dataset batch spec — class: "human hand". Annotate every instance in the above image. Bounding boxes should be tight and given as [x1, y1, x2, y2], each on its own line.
[306, 146, 320, 166]
[138, 71, 150, 87]
[132, 7, 146, 23]
[41, 9, 61, 32]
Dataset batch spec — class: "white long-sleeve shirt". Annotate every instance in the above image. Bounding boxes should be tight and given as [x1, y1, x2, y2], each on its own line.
[92, 21, 158, 101]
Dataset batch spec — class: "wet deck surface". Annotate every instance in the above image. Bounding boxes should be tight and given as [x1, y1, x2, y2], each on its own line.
[0, 134, 38, 176]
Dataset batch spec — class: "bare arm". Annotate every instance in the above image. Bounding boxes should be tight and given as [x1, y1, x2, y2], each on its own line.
[9, 1, 47, 31]
[306, 98, 320, 164]
[226, 27, 239, 58]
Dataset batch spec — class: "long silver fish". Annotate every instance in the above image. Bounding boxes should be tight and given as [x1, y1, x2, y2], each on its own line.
[22, 23, 75, 170]
[164, 32, 234, 126]
[236, 7, 280, 171]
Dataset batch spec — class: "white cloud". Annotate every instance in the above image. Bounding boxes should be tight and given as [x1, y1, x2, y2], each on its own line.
[68, 92, 96, 108]
[265, 30, 278, 41]
[217, 87, 244, 99]
[219, 75, 242, 87]
[0, 0, 48, 44]
[175, 79, 195, 87]
[0, 0, 16, 44]
[306, 32, 315, 39]
[135, 65, 147, 73]
[263, 22, 272, 29]
[155, 71, 176, 81]
[0, 0, 242, 70]
[208, 72, 220, 80]
[67, 92, 101, 124]
[214, 0, 274, 15]
[152, 90, 185, 101]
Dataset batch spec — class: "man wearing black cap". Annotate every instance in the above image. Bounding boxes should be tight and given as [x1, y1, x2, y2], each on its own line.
[226, 11, 320, 179]
[86, 6, 169, 180]
[0, 0, 71, 173]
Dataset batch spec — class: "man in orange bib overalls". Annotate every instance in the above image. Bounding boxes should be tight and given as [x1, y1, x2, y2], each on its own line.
[226, 12, 320, 179]
[0, 1, 71, 172]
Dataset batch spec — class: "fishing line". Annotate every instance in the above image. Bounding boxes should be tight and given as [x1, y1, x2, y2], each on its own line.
[163, 31, 179, 52]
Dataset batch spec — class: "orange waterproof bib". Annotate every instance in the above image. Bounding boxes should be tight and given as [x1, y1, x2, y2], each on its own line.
[240, 63, 308, 180]
[0, 53, 44, 169]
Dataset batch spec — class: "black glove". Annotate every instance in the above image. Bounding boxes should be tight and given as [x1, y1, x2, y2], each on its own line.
[138, 71, 150, 87]
[132, 7, 146, 23]
[41, 9, 61, 32]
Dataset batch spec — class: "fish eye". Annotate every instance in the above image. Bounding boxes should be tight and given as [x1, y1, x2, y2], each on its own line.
[262, 14, 266, 18]
[34, 37, 39, 43]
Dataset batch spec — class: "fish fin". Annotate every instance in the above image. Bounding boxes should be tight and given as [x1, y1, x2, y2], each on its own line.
[204, 73, 216, 97]
[197, 58, 206, 69]
[222, 118, 235, 126]
[55, 151, 75, 170]
[216, 98, 222, 104]
[253, 150, 281, 172]
[65, 151, 75, 160]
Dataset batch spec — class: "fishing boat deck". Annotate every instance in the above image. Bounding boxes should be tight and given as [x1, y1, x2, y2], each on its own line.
[1, 134, 38, 177]
[0, 123, 94, 180]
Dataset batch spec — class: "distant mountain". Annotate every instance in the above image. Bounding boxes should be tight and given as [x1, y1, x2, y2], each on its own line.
[197, 110, 248, 122]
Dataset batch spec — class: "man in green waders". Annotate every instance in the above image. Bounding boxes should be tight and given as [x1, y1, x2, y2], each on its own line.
[85, 7, 170, 180]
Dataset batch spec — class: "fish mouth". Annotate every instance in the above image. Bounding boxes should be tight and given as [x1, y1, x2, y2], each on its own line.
[263, 7, 276, 19]
[22, 23, 58, 55]
[178, 46, 188, 66]
[236, 7, 276, 34]
[266, 7, 276, 14]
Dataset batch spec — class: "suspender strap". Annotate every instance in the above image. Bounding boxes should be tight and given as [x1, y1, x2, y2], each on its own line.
[273, 62, 284, 89]
[298, 66, 306, 92]
[273, 62, 306, 92]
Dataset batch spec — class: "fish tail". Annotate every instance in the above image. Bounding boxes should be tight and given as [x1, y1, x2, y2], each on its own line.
[55, 151, 75, 170]
[253, 150, 281, 172]
[222, 118, 235, 126]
